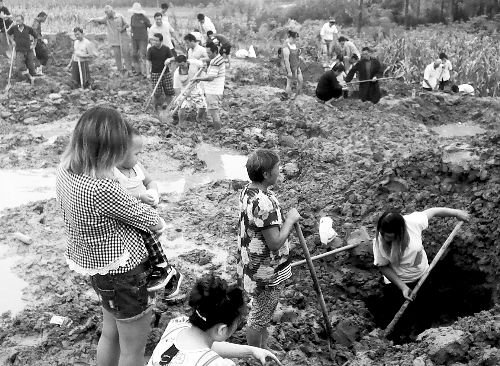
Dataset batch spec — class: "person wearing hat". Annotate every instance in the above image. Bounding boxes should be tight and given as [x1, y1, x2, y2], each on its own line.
[345, 46, 383, 104]
[320, 18, 339, 60]
[128, 2, 151, 77]
[421, 59, 442, 91]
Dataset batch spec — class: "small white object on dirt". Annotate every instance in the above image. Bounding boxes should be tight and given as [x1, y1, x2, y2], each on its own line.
[146, 189, 160, 205]
[235, 49, 249, 59]
[13, 232, 33, 245]
[319, 217, 337, 245]
[49, 315, 72, 327]
[248, 45, 256, 58]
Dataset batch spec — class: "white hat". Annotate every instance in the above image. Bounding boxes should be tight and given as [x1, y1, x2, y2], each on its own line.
[128, 3, 146, 14]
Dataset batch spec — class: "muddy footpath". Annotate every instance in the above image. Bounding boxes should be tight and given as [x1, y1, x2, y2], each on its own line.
[0, 34, 499, 366]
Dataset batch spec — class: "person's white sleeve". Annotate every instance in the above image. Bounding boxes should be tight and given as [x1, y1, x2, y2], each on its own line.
[373, 238, 390, 266]
[173, 69, 180, 89]
[405, 212, 429, 232]
[423, 65, 431, 80]
[320, 24, 328, 38]
[187, 59, 204, 68]
[210, 357, 236, 366]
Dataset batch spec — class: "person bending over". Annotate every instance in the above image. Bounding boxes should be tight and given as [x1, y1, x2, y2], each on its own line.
[315, 63, 344, 103]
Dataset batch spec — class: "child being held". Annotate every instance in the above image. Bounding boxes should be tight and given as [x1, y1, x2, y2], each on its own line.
[114, 127, 183, 298]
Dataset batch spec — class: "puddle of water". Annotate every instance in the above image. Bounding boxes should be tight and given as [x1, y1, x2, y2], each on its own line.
[0, 169, 57, 211]
[0, 246, 28, 315]
[432, 123, 487, 138]
[0, 144, 248, 209]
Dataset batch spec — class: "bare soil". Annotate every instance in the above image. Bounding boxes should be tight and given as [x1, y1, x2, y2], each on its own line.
[0, 35, 499, 366]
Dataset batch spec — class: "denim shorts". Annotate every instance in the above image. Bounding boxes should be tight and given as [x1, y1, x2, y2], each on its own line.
[91, 261, 156, 322]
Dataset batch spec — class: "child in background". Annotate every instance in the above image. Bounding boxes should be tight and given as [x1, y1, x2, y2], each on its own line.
[115, 127, 183, 297]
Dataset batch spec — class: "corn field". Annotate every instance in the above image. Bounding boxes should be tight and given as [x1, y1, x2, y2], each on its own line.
[377, 26, 500, 96]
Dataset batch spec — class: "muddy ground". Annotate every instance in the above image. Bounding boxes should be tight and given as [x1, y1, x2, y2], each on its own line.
[0, 35, 499, 366]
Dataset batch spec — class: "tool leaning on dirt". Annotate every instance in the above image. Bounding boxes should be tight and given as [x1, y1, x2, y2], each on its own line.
[169, 67, 204, 115]
[5, 44, 15, 93]
[143, 63, 168, 112]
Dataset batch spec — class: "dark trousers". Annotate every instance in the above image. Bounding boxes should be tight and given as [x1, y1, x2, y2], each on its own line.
[439, 80, 450, 90]
[71, 60, 92, 88]
[16, 50, 36, 76]
[131, 38, 148, 74]
[35, 40, 49, 66]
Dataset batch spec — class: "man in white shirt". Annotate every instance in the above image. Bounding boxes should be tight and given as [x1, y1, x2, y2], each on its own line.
[192, 43, 225, 130]
[149, 12, 178, 51]
[421, 59, 442, 91]
[184, 33, 208, 74]
[67, 26, 97, 89]
[320, 18, 339, 59]
[197, 13, 216, 45]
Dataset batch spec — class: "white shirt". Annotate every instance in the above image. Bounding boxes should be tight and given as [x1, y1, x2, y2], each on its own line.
[373, 212, 430, 284]
[320, 23, 339, 41]
[113, 164, 147, 198]
[439, 59, 452, 81]
[337, 71, 347, 88]
[73, 38, 96, 62]
[203, 55, 225, 95]
[149, 22, 175, 48]
[458, 84, 474, 95]
[422, 63, 442, 89]
[199, 16, 216, 44]
[147, 317, 235, 366]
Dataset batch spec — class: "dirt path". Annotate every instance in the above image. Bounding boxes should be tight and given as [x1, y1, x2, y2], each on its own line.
[0, 39, 499, 366]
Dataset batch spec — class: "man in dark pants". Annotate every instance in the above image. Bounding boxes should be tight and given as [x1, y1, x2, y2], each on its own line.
[345, 46, 383, 104]
[146, 33, 175, 111]
[8, 15, 38, 84]
[315, 63, 344, 103]
[128, 2, 151, 77]
[32, 11, 49, 74]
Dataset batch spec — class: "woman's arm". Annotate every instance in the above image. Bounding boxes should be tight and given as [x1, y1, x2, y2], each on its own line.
[261, 208, 300, 251]
[379, 265, 413, 301]
[212, 343, 281, 366]
[423, 207, 469, 221]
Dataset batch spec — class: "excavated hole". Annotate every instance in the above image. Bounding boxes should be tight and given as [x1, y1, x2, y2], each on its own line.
[363, 252, 495, 343]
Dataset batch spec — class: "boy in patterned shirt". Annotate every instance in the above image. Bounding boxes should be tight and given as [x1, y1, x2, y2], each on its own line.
[237, 149, 301, 348]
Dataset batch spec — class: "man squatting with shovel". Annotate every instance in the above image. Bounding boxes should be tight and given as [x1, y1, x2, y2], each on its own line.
[7, 14, 39, 84]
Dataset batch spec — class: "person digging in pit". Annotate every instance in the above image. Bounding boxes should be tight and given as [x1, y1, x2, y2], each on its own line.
[32, 11, 49, 75]
[237, 149, 301, 349]
[421, 58, 442, 92]
[315, 63, 344, 104]
[7, 14, 39, 85]
[67, 27, 98, 89]
[191, 42, 226, 130]
[146, 32, 175, 112]
[345, 46, 383, 104]
[370, 207, 469, 340]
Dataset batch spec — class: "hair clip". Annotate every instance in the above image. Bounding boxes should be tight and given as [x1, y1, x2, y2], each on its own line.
[195, 309, 207, 322]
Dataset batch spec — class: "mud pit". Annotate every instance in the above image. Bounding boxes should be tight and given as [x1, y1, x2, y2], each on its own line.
[1, 36, 500, 366]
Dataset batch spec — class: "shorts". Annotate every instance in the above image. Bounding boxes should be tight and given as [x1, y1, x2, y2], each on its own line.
[247, 282, 284, 331]
[90, 260, 156, 322]
[205, 94, 223, 110]
[219, 45, 231, 56]
[151, 71, 175, 97]
[180, 85, 207, 111]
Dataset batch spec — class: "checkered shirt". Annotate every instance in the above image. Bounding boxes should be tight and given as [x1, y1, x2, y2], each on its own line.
[56, 166, 160, 275]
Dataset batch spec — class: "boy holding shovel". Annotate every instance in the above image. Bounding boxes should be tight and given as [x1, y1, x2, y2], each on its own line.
[67, 27, 97, 89]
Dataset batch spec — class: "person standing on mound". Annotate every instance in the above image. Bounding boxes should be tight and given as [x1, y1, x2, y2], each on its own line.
[237, 149, 301, 348]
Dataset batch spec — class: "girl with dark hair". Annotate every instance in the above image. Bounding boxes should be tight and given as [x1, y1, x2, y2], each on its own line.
[371, 207, 469, 337]
[281, 30, 303, 99]
[57, 106, 167, 366]
[147, 274, 281, 366]
[237, 149, 301, 348]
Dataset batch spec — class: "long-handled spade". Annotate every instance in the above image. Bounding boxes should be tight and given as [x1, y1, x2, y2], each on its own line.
[3, 18, 12, 59]
[346, 70, 405, 86]
[118, 32, 127, 76]
[77, 60, 84, 89]
[5, 45, 15, 94]
[143, 64, 168, 112]
[294, 223, 336, 359]
[384, 221, 464, 337]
